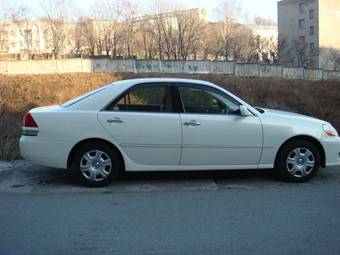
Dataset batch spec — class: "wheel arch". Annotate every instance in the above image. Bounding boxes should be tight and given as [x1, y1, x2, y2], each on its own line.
[275, 135, 326, 168]
[67, 138, 125, 171]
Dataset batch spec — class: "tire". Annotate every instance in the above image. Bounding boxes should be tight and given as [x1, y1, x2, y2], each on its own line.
[276, 139, 320, 182]
[72, 142, 121, 187]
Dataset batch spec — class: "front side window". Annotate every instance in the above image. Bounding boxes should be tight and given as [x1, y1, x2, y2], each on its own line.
[178, 86, 240, 115]
[111, 85, 174, 113]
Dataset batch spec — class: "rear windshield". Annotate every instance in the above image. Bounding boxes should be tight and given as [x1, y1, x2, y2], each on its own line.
[61, 86, 107, 107]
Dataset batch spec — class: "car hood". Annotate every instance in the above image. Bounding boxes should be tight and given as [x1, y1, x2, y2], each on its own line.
[262, 108, 323, 123]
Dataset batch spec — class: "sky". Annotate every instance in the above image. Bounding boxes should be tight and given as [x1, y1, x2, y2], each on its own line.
[7, 0, 280, 23]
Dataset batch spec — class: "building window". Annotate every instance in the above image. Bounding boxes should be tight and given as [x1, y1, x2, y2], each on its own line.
[309, 9, 314, 19]
[310, 43, 315, 51]
[299, 36, 305, 42]
[299, 19, 305, 29]
[299, 3, 305, 13]
[310, 26, 314, 36]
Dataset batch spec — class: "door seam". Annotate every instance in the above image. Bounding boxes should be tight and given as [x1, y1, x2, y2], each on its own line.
[178, 113, 184, 165]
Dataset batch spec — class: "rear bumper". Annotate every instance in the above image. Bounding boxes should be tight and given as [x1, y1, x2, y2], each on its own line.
[20, 136, 72, 169]
[322, 137, 340, 167]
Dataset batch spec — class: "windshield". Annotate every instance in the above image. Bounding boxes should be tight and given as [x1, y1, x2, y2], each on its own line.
[61, 86, 107, 107]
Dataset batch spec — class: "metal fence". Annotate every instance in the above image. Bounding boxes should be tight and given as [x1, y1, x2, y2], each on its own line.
[0, 58, 339, 81]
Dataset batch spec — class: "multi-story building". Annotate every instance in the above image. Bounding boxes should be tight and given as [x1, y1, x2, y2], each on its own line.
[244, 24, 278, 41]
[0, 19, 76, 59]
[278, 0, 340, 69]
[0, 8, 208, 59]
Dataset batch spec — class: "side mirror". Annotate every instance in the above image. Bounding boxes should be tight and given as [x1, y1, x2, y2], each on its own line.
[239, 105, 252, 117]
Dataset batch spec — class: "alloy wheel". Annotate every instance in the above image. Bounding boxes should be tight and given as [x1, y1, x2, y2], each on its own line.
[286, 147, 315, 178]
[79, 150, 112, 182]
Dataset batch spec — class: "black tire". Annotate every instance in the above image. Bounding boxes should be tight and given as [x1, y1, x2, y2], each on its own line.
[72, 142, 121, 187]
[276, 139, 320, 182]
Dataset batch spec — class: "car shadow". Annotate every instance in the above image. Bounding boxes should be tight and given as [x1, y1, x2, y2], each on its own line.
[120, 169, 278, 182]
[7, 163, 339, 190]
[29, 168, 279, 189]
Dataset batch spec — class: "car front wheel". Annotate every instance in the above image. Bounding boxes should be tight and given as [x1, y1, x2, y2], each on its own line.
[276, 139, 320, 182]
[72, 142, 120, 187]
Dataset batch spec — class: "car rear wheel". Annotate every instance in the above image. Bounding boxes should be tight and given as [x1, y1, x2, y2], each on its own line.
[276, 139, 320, 182]
[72, 142, 120, 187]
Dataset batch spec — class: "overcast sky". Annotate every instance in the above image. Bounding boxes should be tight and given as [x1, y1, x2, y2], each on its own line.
[7, 0, 280, 22]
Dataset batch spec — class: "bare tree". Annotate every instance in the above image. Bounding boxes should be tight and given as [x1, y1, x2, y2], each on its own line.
[174, 9, 205, 60]
[148, 0, 176, 60]
[273, 36, 294, 65]
[230, 25, 254, 63]
[148, 0, 167, 59]
[78, 17, 96, 56]
[120, 0, 138, 58]
[92, 0, 122, 57]
[254, 16, 276, 26]
[0, 1, 9, 53]
[10, 5, 33, 59]
[72, 20, 85, 55]
[148, 0, 206, 60]
[138, 19, 158, 59]
[250, 35, 280, 64]
[293, 38, 309, 67]
[327, 48, 340, 70]
[41, 0, 70, 58]
[215, 0, 242, 61]
[202, 23, 224, 60]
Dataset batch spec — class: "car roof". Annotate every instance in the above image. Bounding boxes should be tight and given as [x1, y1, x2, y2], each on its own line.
[110, 78, 216, 88]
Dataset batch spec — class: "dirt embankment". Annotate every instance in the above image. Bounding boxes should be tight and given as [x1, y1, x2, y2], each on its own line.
[1, 72, 339, 160]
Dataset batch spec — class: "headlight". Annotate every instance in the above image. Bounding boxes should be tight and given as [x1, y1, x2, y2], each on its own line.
[322, 124, 338, 137]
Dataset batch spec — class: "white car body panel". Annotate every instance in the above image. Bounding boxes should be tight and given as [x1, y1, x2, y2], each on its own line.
[98, 112, 182, 166]
[180, 114, 262, 166]
[19, 78, 340, 171]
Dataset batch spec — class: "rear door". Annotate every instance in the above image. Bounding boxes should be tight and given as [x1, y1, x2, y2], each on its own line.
[98, 83, 182, 166]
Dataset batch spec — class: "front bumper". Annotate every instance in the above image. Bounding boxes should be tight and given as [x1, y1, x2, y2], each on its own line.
[322, 137, 340, 167]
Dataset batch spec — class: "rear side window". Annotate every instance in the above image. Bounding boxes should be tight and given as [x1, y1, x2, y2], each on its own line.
[62, 86, 107, 107]
[110, 86, 174, 113]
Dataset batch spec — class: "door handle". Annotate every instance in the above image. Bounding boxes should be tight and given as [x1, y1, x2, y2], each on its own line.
[183, 120, 201, 126]
[107, 118, 124, 124]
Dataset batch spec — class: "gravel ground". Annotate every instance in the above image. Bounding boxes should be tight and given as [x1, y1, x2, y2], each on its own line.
[0, 161, 340, 255]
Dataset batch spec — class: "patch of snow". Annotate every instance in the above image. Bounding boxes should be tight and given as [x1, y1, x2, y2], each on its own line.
[0, 160, 28, 172]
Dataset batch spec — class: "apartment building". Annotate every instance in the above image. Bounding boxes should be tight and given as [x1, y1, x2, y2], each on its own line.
[0, 8, 208, 59]
[0, 19, 76, 59]
[278, 0, 340, 68]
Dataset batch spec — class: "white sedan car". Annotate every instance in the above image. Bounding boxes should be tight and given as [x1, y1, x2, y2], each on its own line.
[20, 78, 340, 186]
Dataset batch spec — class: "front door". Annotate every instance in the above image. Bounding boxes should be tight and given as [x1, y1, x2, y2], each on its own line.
[178, 85, 263, 167]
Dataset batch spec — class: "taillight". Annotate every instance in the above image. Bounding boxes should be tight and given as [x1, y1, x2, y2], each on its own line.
[22, 112, 38, 128]
[22, 112, 39, 136]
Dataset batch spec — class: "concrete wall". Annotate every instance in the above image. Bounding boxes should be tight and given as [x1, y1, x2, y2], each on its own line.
[283, 67, 305, 79]
[236, 64, 260, 77]
[1, 59, 92, 74]
[0, 59, 340, 80]
[260, 65, 283, 78]
[210, 61, 235, 75]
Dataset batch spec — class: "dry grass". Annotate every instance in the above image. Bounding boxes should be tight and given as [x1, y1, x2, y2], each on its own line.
[0, 72, 339, 160]
[0, 73, 120, 160]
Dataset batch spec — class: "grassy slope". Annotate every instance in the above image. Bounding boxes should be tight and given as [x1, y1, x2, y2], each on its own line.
[0, 72, 339, 160]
